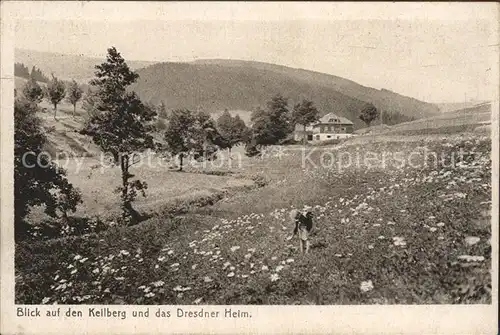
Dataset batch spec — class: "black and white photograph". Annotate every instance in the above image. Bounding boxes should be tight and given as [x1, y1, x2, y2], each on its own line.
[1, 1, 498, 334]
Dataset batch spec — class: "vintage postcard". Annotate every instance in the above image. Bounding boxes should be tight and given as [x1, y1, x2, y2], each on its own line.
[1, 1, 498, 334]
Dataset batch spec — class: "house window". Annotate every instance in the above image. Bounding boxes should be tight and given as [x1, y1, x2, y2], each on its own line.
[327, 135, 331, 139]
[315, 135, 320, 140]
[307, 134, 313, 141]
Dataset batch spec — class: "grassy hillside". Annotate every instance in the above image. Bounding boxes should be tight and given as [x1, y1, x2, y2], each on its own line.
[437, 101, 490, 113]
[131, 61, 439, 129]
[130, 61, 369, 128]
[356, 103, 491, 136]
[191, 59, 440, 119]
[16, 133, 491, 305]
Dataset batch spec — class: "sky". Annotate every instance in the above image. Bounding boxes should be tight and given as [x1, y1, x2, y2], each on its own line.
[7, 2, 499, 103]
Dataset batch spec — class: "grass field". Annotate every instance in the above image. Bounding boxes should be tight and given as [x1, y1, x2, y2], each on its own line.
[16, 132, 492, 305]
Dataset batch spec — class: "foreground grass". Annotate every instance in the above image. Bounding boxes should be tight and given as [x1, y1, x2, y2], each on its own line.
[16, 134, 492, 304]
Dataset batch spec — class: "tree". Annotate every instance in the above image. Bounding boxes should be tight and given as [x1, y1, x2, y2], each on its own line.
[232, 114, 249, 144]
[292, 99, 320, 145]
[164, 109, 225, 170]
[216, 110, 248, 154]
[66, 80, 83, 116]
[15, 63, 30, 79]
[81, 87, 102, 118]
[195, 110, 230, 160]
[22, 76, 44, 104]
[267, 93, 292, 136]
[81, 47, 157, 225]
[250, 94, 292, 146]
[158, 100, 168, 118]
[30, 66, 50, 83]
[164, 109, 198, 171]
[359, 103, 379, 127]
[14, 98, 82, 241]
[46, 74, 66, 120]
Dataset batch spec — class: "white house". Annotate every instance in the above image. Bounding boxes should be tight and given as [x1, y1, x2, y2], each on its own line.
[294, 113, 354, 143]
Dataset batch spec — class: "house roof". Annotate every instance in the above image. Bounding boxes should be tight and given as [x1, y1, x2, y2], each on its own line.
[294, 113, 353, 131]
[318, 113, 354, 125]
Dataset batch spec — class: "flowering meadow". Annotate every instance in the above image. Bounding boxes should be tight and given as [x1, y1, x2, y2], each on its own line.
[16, 134, 492, 305]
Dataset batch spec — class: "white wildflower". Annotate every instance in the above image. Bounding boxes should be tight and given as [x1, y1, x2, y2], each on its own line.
[458, 255, 485, 262]
[152, 280, 164, 287]
[360, 280, 374, 292]
[465, 236, 480, 246]
[393, 237, 407, 247]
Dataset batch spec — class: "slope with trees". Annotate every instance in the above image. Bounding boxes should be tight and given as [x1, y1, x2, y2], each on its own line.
[14, 97, 82, 241]
[131, 60, 439, 129]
